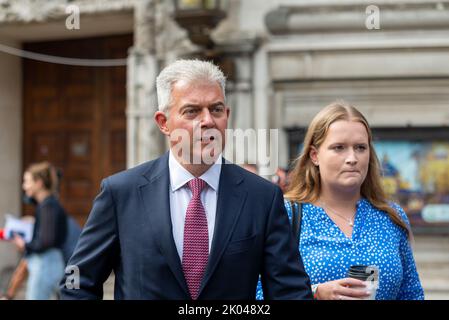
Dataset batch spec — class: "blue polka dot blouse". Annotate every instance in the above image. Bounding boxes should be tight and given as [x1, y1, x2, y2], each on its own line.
[256, 198, 425, 300]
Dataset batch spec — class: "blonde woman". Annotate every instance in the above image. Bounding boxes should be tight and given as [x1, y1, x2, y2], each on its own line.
[257, 101, 424, 300]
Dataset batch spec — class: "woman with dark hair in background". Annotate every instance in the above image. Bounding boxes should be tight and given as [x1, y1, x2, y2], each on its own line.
[11, 161, 67, 300]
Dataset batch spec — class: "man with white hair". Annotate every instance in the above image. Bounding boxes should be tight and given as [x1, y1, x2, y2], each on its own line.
[60, 59, 312, 300]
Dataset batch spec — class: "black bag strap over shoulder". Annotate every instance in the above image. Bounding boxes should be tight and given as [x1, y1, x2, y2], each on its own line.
[289, 201, 303, 247]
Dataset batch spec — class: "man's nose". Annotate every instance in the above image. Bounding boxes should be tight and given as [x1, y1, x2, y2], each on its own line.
[200, 109, 214, 127]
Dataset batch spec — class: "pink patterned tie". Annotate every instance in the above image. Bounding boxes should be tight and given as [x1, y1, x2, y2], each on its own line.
[182, 178, 209, 300]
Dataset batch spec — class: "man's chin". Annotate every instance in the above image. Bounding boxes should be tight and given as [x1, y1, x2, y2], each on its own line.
[187, 147, 221, 165]
[201, 149, 221, 165]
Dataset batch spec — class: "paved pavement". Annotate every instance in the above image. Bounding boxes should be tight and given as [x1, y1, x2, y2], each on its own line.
[412, 235, 449, 299]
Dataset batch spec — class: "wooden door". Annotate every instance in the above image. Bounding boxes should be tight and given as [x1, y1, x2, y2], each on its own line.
[23, 34, 132, 225]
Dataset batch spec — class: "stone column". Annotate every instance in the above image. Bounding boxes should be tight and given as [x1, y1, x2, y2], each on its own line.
[0, 38, 22, 279]
[126, 0, 164, 168]
[253, 45, 278, 177]
[224, 52, 257, 166]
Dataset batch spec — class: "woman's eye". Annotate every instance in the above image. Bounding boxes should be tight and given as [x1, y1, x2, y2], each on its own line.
[332, 145, 344, 151]
[355, 145, 367, 151]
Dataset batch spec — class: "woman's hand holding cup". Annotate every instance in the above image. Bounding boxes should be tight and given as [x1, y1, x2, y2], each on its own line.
[314, 278, 372, 300]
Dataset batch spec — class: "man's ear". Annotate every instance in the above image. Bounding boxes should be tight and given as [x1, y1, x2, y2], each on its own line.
[154, 111, 170, 136]
[309, 146, 319, 166]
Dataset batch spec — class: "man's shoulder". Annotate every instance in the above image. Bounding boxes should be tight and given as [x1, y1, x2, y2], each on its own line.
[104, 154, 167, 188]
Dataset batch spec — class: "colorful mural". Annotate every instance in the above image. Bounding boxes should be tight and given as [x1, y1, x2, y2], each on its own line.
[375, 141, 449, 229]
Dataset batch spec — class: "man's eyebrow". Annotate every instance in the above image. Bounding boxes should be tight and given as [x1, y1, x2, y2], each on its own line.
[179, 104, 201, 111]
[209, 102, 225, 107]
[179, 102, 225, 111]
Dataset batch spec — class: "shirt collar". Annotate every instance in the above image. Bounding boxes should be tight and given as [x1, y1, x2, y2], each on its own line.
[168, 150, 222, 192]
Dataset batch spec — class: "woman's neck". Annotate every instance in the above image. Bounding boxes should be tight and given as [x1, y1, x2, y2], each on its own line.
[34, 190, 52, 203]
[318, 186, 361, 213]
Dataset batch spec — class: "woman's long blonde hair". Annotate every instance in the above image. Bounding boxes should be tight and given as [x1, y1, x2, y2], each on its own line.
[285, 101, 410, 237]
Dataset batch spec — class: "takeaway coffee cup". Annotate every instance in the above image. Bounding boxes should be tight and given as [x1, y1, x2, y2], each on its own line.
[347, 265, 379, 300]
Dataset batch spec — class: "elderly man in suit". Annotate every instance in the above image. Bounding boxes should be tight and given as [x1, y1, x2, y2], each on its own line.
[60, 59, 312, 300]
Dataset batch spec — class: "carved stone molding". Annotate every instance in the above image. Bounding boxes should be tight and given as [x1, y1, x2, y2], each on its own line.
[265, 0, 449, 34]
[0, 0, 135, 25]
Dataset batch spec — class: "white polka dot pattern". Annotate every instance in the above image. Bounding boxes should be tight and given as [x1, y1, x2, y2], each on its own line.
[256, 198, 424, 300]
[182, 178, 209, 300]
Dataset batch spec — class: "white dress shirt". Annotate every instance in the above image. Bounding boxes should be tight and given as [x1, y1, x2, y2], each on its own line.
[168, 150, 222, 261]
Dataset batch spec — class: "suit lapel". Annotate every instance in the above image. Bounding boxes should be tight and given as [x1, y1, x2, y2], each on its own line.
[138, 152, 189, 296]
[198, 161, 247, 297]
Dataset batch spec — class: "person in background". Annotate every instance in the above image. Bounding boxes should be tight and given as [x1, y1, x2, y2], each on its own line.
[271, 167, 289, 193]
[11, 162, 67, 300]
[242, 163, 258, 175]
[0, 259, 28, 300]
[1, 170, 80, 300]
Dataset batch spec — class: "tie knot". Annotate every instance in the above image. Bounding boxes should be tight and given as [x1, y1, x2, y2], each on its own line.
[187, 178, 207, 198]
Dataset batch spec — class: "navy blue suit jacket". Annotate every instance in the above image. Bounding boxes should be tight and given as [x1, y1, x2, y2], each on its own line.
[60, 153, 312, 299]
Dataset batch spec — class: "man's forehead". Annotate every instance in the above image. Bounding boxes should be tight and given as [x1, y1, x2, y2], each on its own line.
[173, 82, 224, 103]
[172, 79, 221, 90]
